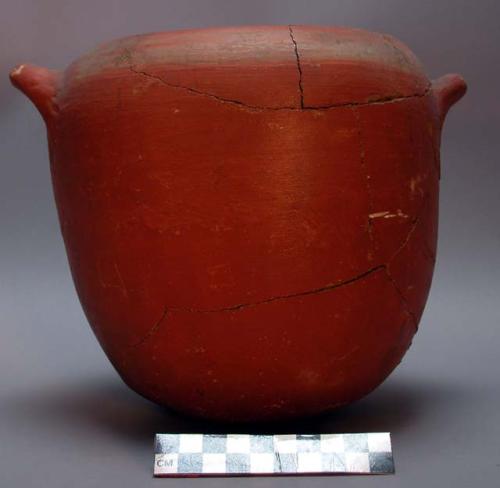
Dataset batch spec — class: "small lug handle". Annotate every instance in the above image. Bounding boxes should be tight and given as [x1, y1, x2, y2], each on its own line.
[9, 64, 61, 124]
[432, 73, 467, 123]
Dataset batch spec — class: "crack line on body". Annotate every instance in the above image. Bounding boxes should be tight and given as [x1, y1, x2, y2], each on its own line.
[353, 107, 376, 245]
[128, 265, 386, 348]
[127, 66, 285, 110]
[383, 198, 431, 332]
[128, 63, 431, 112]
[303, 86, 431, 110]
[288, 25, 305, 108]
[383, 267, 418, 331]
[387, 195, 429, 266]
[175, 264, 385, 313]
[130, 307, 169, 348]
[431, 128, 442, 180]
[421, 243, 437, 263]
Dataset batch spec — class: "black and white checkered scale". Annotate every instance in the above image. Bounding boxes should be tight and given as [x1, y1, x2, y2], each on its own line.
[154, 433, 394, 476]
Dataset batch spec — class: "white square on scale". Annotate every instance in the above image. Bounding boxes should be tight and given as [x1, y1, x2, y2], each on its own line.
[367, 432, 391, 452]
[250, 453, 275, 473]
[179, 434, 203, 453]
[226, 434, 251, 453]
[274, 435, 297, 453]
[297, 452, 323, 472]
[320, 434, 345, 453]
[345, 452, 370, 473]
[202, 453, 227, 473]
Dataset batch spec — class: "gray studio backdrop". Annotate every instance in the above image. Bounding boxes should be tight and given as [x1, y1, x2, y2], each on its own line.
[1, 1, 499, 487]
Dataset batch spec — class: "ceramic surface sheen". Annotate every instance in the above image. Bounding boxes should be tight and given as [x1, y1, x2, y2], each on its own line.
[10, 25, 466, 421]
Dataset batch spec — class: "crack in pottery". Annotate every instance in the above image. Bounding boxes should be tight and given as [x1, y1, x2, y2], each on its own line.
[127, 62, 431, 113]
[288, 25, 305, 109]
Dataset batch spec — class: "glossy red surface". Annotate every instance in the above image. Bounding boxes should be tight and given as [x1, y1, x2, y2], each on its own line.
[10, 25, 466, 421]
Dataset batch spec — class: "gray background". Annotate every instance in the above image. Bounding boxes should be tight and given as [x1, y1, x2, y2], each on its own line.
[1, 0, 499, 486]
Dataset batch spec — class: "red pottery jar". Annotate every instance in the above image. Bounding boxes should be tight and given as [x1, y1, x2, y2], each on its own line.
[11, 26, 466, 421]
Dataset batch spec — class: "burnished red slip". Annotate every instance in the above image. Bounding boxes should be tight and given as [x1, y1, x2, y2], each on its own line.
[10, 25, 466, 421]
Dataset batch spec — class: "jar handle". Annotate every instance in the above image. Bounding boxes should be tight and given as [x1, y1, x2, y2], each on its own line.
[10, 64, 61, 125]
[431, 74, 467, 124]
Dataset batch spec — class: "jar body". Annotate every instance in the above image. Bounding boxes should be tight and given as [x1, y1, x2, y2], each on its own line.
[12, 26, 466, 421]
